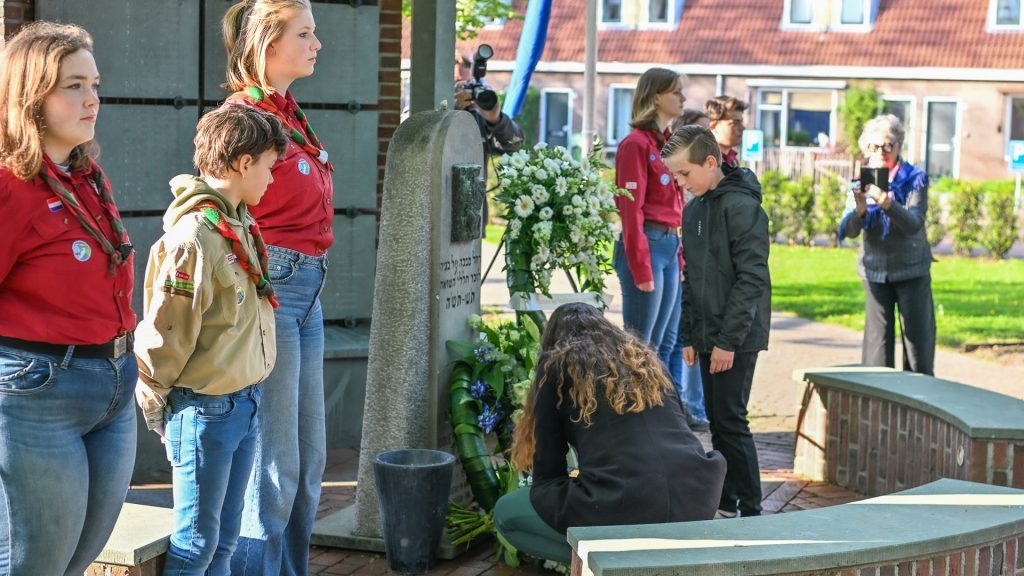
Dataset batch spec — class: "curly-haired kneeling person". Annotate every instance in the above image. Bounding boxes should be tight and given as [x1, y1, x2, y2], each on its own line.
[493, 303, 727, 563]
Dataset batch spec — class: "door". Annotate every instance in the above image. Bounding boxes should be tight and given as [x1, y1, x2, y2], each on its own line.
[924, 100, 960, 179]
[541, 89, 572, 148]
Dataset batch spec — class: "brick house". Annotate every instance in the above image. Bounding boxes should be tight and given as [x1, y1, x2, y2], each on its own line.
[406, 0, 1024, 182]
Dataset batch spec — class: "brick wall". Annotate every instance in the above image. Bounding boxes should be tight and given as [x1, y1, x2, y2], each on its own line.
[377, 0, 402, 217]
[571, 534, 1024, 576]
[795, 383, 1024, 496]
[2, 0, 34, 40]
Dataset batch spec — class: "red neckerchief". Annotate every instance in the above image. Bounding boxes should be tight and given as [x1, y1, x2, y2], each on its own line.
[230, 86, 334, 172]
[39, 156, 132, 272]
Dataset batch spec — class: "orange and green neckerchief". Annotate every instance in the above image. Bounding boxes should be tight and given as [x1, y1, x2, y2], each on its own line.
[233, 85, 334, 172]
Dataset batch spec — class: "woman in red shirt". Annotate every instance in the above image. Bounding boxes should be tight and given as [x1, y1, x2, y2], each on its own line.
[613, 68, 687, 373]
[0, 22, 137, 574]
[221, 2, 333, 573]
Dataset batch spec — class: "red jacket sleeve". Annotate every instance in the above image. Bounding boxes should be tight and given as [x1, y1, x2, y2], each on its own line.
[615, 135, 653, 285]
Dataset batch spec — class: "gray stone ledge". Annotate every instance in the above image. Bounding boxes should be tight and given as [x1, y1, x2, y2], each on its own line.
[794, 366, 1024, 440]
[569, 479, 1024, 576]
[94, 503, 173, 566]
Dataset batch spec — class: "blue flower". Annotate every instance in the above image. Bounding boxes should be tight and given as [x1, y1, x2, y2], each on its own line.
[478, 404, 503, 435]
[474, 344, 494, 363]
[470, 380, 488, 400]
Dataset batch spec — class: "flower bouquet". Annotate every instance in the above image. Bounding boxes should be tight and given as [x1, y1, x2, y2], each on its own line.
[494, 142, 628, 305]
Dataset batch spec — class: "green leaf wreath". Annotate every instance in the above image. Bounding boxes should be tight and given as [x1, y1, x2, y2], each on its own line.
[446, 313, 541, 564]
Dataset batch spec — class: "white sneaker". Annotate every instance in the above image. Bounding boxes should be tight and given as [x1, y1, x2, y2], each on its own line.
[714, 509, 738, 519]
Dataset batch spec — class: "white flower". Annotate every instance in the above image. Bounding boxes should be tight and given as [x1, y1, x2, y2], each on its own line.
[532, 221, 553, 239]
[503, 167, 518, 179]
[511, 155, 526, 169]
[539, 206, 553, 220]
[536, 244, 550, 261]
[563, 205, 575, 216]
[508, 219, 522, 239]
[531, 185, 549, 205]
[555, 176, 569, 196]
[569, 227, 583, 245]
[534, 141, 548, 151]
[514, 195, 535, 218]
[535, 168, 549, 181]
[500, 178, 511, 188]
[523, 165, 535, 176]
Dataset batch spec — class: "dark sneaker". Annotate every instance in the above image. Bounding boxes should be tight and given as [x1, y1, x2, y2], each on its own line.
[688, 420, 710, 433]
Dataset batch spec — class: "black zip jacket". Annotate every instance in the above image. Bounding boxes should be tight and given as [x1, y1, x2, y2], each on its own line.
[680, 165, 771, 354]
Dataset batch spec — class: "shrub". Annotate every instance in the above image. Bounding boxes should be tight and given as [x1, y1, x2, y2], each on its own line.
[780, 175, 815, 245]
[837, 83, 881, 157]
[979, 180, 1019, 259]
[760, 170, 787, 242]
[946, 179, 983, 256]
[814, 174, 846, 246]
[925, 189, 947, 248]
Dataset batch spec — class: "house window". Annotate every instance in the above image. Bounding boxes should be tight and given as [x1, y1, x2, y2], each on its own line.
[788, 0, 813, 24]
[608, 86, 635, 146]
[995, 0, 1023, 26]
[839, 0, 865, 24]
[602, 0, 623, 23]
[757, 88, 835, 148]
[882, 97, 914, 161]
[1008, 95, 1024, 141]
[649, 0, 670, 23]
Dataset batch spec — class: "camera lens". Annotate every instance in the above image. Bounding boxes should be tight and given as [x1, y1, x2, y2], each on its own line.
[476, 44, 493, 60]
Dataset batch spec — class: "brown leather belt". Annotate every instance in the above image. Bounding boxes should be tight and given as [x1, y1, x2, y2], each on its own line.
[0, 333, 134, 360]
[643, 221, 678, 236]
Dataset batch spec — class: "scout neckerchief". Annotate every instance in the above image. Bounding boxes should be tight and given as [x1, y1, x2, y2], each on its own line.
[232, 86, 335, 172]
[40, 156, 133, 272]
[194, 200, 279, 309]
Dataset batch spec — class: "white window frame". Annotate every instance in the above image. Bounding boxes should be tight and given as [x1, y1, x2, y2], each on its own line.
[922, 97, 962, 179]
[606, 84, 636, 148]
[881, 95, 916, 164]
[781, 0, 822, 31]
[639, 0, 683, 29]
[599, 0, 628, 28]
[1004, 94, 1024, 161]
[988, 0, 1024, 30]
[539, 88, 575, 148]
[830, 0, 874, 31]
[755, 87, 839, 150]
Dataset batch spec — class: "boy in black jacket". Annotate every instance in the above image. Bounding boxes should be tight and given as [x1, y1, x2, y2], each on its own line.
[662, 125, 771, 518]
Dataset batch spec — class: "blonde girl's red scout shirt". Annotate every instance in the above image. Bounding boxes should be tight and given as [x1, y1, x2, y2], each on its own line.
[0, 165, 135, 345]
[614, 127, 684, 285]
[239, 91, 334, 256]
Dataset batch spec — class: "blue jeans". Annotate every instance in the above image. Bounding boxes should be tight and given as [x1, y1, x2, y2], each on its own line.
[164, 385, 260, 575]
[232, 246, 328, 576]
[613, 226, 681, 369]
[0, 344, 136, 575]
[669, 287, 708, 425]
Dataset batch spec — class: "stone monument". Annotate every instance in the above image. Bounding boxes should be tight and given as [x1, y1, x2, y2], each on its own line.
[312, 109, 484, 552]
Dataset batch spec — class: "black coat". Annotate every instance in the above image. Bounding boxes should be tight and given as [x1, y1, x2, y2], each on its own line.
[528, 362, 727, 534]
[680, 165, 771, 354]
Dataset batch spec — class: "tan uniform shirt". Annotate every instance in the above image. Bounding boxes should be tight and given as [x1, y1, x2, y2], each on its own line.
[134, 208, 276, 429]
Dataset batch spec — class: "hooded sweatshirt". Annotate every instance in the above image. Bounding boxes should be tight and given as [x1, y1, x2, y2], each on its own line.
[134, 175, 276, 429]
[680, 165, 771, 354]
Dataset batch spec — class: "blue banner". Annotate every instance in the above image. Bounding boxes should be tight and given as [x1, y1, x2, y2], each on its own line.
[502, 0, 552, 118]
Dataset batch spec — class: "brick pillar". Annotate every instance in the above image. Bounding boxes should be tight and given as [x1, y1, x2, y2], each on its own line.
[2, 0, 35, 42]
[377, 0, 403, 218]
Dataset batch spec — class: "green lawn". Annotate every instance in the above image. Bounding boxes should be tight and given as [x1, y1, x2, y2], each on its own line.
[486, 223, 1024, 348]
[770, 245, 1024, 348]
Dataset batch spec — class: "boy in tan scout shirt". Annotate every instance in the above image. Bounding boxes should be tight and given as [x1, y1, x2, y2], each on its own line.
[134, 105, 287, 575]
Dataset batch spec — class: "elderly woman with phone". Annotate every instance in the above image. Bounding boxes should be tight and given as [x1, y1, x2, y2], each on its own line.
[839, 114, 936, 375]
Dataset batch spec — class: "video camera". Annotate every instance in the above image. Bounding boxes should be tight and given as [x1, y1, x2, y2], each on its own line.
[464, 44, 498, 112]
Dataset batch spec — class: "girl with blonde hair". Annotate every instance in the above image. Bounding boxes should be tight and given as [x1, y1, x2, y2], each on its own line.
[493, 303, 726, 562]
[613, 68, 688, 382]
[220, 1, 334, 573]
[0, 21, 138, 574]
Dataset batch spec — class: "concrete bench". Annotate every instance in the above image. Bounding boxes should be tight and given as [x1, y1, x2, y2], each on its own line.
[324, 324, 371, 449]
[568, 478, 1024, 576]
[85, 503, 173, 576]
[793, 366, 1024, 497]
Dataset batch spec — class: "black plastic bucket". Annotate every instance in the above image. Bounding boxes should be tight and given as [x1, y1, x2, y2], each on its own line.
[373, 449, 456, 573]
